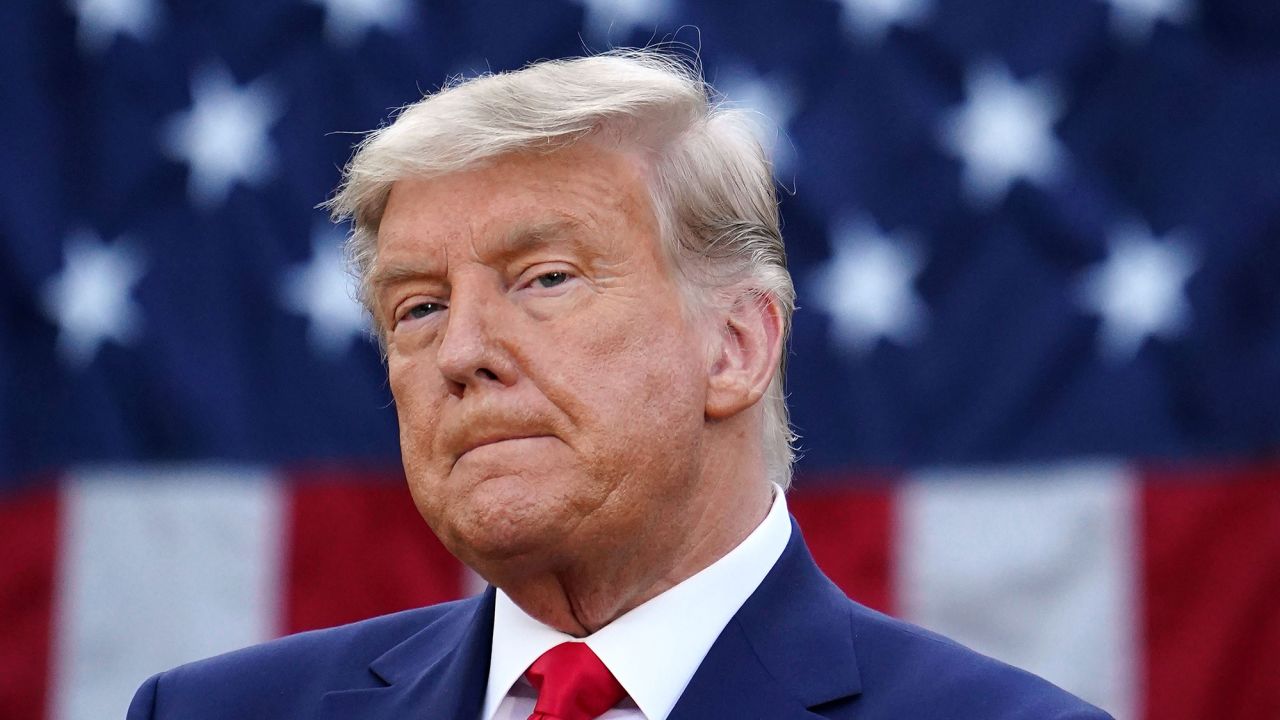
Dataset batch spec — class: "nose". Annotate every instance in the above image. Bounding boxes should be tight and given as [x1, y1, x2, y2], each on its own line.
[435, 286, 518, 397]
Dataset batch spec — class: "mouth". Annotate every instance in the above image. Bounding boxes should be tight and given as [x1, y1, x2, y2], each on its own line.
[456, 434, 555, 461]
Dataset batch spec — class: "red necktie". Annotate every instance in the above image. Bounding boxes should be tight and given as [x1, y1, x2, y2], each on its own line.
[524, 642, 626, 720]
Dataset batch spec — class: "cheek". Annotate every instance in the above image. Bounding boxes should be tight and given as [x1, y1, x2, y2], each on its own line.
[561, 305, 707, 452]
[388, 354, 428, 421]
[388, 354, 448, 471]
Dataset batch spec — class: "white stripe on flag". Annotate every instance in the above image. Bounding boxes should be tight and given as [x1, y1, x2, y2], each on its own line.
[50, 466, 284, 720]
[896, 462, 1138, 719]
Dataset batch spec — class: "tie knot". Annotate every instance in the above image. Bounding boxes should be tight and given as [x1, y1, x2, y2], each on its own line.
[524, 642, 626, 720]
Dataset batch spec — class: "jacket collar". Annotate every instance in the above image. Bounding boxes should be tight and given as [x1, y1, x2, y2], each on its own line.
[668, 516, 862, 719]
[317, 587, 496, 720]
[318, 516, 860, 720]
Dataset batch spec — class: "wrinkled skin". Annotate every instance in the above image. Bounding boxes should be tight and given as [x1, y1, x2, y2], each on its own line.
[374, 142, 779, 635]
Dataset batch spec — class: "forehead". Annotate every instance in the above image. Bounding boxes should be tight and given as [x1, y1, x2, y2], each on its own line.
[375, 143, 659, 266]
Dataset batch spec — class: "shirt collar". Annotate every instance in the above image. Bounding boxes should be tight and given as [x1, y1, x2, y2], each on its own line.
[482, 486, 791, 720]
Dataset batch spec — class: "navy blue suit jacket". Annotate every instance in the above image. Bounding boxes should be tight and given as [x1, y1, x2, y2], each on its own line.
[128, 518, 1113, 719]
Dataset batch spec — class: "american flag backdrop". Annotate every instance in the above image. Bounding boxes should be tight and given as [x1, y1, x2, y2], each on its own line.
[2, 0, 1279, 718]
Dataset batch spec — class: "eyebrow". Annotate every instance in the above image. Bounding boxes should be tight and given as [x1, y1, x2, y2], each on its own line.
[369, 263, 435, 295]
[498, 217, 588, 256]
[369, 217, 590, 294]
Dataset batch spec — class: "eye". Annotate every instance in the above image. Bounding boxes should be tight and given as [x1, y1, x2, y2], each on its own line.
[402, 301, 445, 321]
[535, 271, 569, 289]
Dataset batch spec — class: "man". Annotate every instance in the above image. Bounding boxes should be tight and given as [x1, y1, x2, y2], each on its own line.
[128, 50, 1112, 720]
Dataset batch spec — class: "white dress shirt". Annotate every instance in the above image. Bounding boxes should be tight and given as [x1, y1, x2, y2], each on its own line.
[481, 487, 791, 720]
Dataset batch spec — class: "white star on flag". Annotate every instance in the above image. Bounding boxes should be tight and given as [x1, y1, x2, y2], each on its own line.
[834, 0, 932, 42]
[810, 216, 929, 354]
[1075, 221, 1198, 363]
[939, 62, 1067, 208]
[569, 0, 673, 43]
[309, 0, 411, 48]
[40, 230, 146, 369]
[717, 65, 801, 176]
[162, 65, 283, 210]
[281, 224, 370, 357]
[1102, 0, 1193, 42]
[68, 0, 161, 52]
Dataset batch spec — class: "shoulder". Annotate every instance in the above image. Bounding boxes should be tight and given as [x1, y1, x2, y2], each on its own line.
[127, 596, 482, 720]
[841, 599, 1113, 719]
[750, 519, 1112, 719]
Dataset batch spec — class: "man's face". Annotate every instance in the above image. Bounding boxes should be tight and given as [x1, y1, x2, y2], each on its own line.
[374, 143, 712, 581]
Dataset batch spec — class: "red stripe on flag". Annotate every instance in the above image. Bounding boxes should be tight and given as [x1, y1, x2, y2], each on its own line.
[283, 471, 464, 635]
[790, 480, 894, 614]
[0, 484, 58, 720]
[1141, 462, 1280, 720]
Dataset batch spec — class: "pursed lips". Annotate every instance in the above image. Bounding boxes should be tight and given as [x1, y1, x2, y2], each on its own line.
[454, 433, 554, 461]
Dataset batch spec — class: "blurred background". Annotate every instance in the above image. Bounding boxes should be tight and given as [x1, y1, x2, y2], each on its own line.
[3, 0, 1279, 718]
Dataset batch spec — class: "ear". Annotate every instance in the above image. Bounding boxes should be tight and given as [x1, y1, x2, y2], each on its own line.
[705, 289, 785, 420]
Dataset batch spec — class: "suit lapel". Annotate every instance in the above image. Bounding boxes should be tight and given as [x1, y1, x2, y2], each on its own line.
[668, 517, 862, 719]
[317, 588, 496, 720]
[317, 518, 858, 720]
[667, 618, 827, 720]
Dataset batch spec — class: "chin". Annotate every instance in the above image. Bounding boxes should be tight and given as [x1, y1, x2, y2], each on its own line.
[440, 472, 573, 570]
